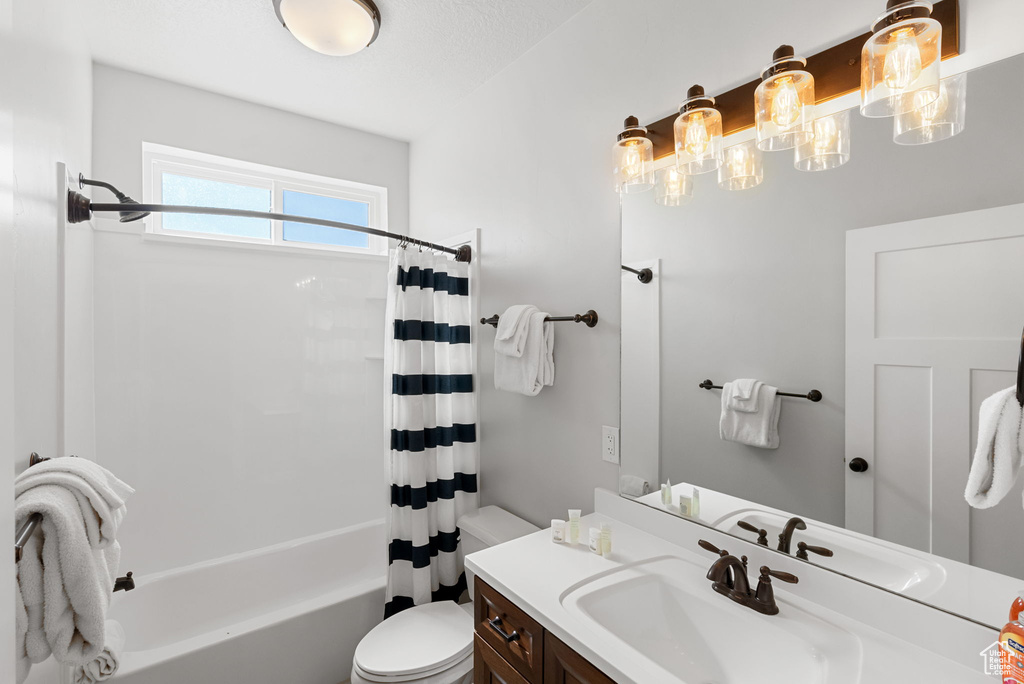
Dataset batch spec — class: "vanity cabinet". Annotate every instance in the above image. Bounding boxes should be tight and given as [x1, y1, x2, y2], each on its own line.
[474, 578, 614, 684]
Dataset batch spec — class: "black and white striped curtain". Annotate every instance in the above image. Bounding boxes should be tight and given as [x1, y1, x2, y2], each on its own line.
[384, 248, 479, 618]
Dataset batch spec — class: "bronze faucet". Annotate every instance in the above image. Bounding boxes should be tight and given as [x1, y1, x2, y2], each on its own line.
[796, 541, 834, 561]
[699, 540, 798, 615]
[777, 517, 807, 554]
[737, 520, 769, 546]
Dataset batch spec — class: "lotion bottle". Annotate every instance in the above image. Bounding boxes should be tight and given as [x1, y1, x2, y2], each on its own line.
[567, 509, 581, 545]
[600, 522, 612, 555]
[692, 488, 701, 518]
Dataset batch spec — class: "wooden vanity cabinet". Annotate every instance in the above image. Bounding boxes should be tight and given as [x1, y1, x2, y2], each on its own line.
[474, 577, 615, 684]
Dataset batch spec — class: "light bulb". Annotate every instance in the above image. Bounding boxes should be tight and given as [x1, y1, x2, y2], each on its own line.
[913, 82, 948, 123]
[664, 168, 684, 194]
[770, 77, 802, 127]
[621, 143, 643, 180]
[684, 112, 710, 157]
[728, 145, 749, 174]
[812, 116, 839, 155]
[883, 28, 923, 90]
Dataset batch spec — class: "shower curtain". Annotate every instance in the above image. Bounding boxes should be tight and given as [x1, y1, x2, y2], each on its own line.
[384, 248, 479, 618]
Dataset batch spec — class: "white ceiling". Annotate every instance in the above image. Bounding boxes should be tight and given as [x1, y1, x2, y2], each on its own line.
[82, 0, 593, 141]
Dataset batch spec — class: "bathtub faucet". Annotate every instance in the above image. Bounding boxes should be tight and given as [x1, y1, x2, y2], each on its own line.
[113, 571, 135, 592]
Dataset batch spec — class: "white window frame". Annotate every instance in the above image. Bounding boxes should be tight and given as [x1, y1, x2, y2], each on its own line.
[142, 142, 388, 256]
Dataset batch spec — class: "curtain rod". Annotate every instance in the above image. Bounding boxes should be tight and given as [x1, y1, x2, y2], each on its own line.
[67, 180, 471, 263]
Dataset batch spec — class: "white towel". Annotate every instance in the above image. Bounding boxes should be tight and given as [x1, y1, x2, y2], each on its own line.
[15, 459, 132, 683]
[965, 387, 1024, 509]
[719, 380, 782, 449]
[16, 457, 134, 549]
[619, 475, 651, 498]
[494, 308, 554, 396]
[74, 621, 125, 684]
[727, 379, 762, 413]
[493, 305, 536, 358]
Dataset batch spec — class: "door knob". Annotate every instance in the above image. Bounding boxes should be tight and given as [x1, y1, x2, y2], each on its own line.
[848, 457, 869, 473]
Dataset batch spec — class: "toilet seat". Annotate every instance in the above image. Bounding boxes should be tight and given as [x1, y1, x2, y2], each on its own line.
[352, 602, 473, 683]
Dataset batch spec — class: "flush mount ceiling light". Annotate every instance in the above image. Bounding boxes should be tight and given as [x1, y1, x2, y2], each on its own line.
[273, 0, 381, 57]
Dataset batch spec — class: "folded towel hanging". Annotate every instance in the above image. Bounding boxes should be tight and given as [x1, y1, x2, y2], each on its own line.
[719, 380, 782, 449]
[965, 386, 1024, 509]
[494, 306, 554, 396]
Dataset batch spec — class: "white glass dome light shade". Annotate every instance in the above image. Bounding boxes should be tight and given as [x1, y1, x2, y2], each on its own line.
[860, 1, 941, 118]
[274, 0, 381, 57]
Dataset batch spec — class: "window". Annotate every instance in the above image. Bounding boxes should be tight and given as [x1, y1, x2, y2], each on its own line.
[142, 143, 388, 255]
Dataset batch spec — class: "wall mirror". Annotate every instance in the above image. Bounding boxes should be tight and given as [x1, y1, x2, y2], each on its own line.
[619, 52, 1024, 630]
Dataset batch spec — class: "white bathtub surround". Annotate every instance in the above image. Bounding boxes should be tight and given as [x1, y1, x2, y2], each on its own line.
[718, 379, 781, 449]
[106, 520, 385, 684]
[15, 459, 133, 683]
[384, 250, 479, 618]
[73, 620, 125, 684]
[965, 386, 1024, 508]
[493, 305, 555, 396]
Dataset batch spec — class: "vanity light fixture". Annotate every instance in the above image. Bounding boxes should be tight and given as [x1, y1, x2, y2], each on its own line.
[755, 46, 815, 152]
[860, 1, 942, 118]
[718, 140, 763, 191]
[272, 0, 381, 57]
[893, 72, 966, 144]
[654, 167, 693, 207]
[613, 116, 655, 194]
[794, 110, 852, 172]
[674, 85, 724, 174]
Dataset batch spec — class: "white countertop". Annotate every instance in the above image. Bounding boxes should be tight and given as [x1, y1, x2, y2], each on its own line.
[466, 490, 997, 684]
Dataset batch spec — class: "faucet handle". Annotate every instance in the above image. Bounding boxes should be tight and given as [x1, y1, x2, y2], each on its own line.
[698, 539, 728, 557]
[796, 541, 834, 561]
[737, 520, 769, 546]
[760, 566, 799, 584]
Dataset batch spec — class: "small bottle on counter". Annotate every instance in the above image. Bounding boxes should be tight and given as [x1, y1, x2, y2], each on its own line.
[567, 509, 581, 545]
[588, 526, 602, 554]
[692, 488, 701, 518]
[551, 519, 566, 543]
[600, 522, 612, 556]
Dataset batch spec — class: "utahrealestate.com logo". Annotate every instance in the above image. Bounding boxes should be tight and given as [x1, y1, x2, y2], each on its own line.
[981, 639, 1024, 676]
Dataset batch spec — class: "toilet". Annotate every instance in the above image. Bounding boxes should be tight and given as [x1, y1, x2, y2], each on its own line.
[350, 506, 540, 684]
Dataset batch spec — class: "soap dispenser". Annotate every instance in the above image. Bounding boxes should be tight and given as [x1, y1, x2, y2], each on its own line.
[999, 591, 1024, 682]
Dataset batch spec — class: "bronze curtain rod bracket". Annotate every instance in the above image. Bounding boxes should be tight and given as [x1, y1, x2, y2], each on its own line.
[700, 379, 822, 403]
[481, 309, 599, 328]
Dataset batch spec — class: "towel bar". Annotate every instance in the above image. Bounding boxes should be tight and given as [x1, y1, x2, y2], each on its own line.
[621, 265, 653, 284]
[1016, 325, 1023, 407]
[481, 310, 599, 328]
[15, 452, 49, 562]
[699, 379, 823, 403]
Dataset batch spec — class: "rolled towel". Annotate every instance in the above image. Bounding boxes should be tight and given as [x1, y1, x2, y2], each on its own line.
[74, 621, 125, 684]
[619, 475, 651, 498]
[965, 387, 1024, 509]
[727, 379, 763, 413]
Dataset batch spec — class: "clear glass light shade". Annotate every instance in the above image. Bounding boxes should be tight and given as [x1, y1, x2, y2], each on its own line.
[794, 110, 852, 172]
[893, 72, 966, 145]
[860, 3, 941, 118]
[674, 108, 723, 174]
[613, 136, 655, 194]
[654, 167, 694, 206]
[718, 140, 764, 191]
[755, 67, 815, 151]
[278, 0, 378, 56]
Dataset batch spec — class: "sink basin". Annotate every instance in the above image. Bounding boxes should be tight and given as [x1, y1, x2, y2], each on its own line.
[713, 509, 947, 599]
[561, 555, 862, 684]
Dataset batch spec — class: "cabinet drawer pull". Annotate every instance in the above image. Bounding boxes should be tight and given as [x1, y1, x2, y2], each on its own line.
[488, 616, 520, 643]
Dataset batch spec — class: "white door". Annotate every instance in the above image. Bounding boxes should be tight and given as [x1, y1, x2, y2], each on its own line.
[846, 202, 1024, 563]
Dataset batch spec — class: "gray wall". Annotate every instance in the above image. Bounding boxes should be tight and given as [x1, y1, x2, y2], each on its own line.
[622, 55, 1024, 527]
[92, 64, 410, 237]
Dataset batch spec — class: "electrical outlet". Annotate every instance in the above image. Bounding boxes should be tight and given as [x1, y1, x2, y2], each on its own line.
[602, 426, 620, 464]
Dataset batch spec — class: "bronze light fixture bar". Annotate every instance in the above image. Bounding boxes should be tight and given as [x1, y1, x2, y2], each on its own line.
[67, 176, 472, 263]
[642, 0, 960, 160]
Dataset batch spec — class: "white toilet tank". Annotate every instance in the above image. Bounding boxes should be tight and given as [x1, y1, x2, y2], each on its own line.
[457, 506, 539, 598]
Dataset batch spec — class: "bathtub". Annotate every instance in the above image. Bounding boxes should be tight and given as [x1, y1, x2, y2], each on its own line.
[104, 519, 387, 684]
